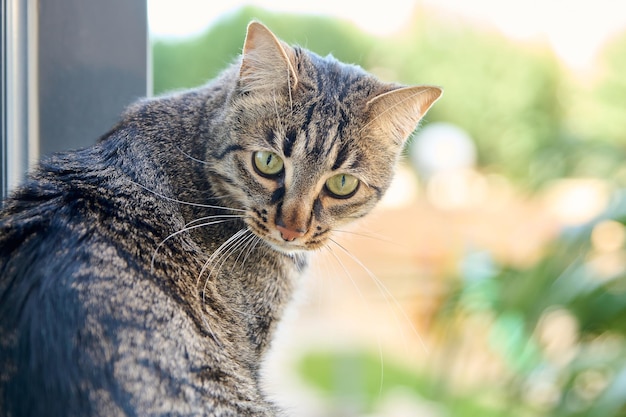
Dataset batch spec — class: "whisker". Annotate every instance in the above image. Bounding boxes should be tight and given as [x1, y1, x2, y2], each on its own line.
[272, 93, 282, 125]
[272, 92, 288, 150]
[212, 230, 253, 279]
[241, 234, 262, 268]
[197, 230, 245, 336]
[333, 229, 399, 246]
[232, 231, 259, 268]
[322, 245, 387, 394]
[213, 231, 267, 320]
[376, 337, 385, 397]
[323, 246, 367, 304]
[175, 144, 209, 165]
[150, 218, 243, 271]
[329, 238, 429, 355]
[128, 179, 246, 212]
[285, 62, 294, 113]
[201, 229, 267, 320]
[197, 228, 248, 288]
[198, 304, 223, 349]
[314, 249, 336, 308]
[184, 214, 245, 228]
[194, 228, 254, 347]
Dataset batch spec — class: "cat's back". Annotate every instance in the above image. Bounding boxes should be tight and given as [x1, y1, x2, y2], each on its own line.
[0, 96, 273, 416]
[0, 133, 179, 415]
[0, 83, 218, 256]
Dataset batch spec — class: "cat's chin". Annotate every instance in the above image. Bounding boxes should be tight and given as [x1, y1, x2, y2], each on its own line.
[264, 240, 311, 255]
[257, 233, 326, 255]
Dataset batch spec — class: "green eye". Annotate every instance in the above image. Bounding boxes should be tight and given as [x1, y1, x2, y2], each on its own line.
[325, 173, 359, 198]
[253, 151, 284, 177]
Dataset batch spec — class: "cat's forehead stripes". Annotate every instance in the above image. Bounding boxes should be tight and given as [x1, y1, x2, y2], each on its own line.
[301, 50, 371, 100]
[282, 129, 297, 158]
[330, 142, 351, 171]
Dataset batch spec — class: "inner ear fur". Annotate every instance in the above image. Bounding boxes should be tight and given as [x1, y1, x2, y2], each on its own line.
[366, 85, 443, 144]
[239, 22, 298, 93]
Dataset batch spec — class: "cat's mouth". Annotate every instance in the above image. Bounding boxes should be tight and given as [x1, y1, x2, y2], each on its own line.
[265, 239, 309, 254]
[258, 229, 322, 254]
[245, 217, 327, 254]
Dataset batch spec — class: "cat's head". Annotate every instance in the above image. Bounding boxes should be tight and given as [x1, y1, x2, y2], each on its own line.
[209, 22, 441, 254]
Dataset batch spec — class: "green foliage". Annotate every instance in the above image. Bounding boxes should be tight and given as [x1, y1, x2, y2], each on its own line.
[298, 350, 424, 412]
[449, 193, 626, 417]
[566, 33, 626, 147]
[371, 16, 563, 185]
[152, 6, 374, 94]
[298, 350, 519, 417]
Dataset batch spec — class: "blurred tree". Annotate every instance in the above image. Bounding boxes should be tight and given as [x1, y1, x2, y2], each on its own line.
[439, 193, 626, 417]
[153, 7, 374, 94]
[551, 31, 626, 189]
[368, 12, 565, 186]
[565, 32, 626, 147]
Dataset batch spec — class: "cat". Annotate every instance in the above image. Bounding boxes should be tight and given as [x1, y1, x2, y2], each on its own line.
[0, 22, 441, 416]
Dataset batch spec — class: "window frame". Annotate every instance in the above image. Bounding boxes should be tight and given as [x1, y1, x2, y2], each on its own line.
[1, 0, 148, 201]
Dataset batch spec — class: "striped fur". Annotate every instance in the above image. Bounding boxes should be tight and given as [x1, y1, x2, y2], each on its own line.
[0, 22, 441, 416]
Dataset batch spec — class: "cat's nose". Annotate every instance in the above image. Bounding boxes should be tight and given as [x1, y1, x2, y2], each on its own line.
[276, 225, 306, 242]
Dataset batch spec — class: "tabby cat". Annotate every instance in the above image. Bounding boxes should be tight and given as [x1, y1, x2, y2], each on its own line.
[0, 22, 441, 416]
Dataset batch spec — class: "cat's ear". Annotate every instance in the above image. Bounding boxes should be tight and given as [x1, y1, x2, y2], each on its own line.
[366, 86, 443, 144]
[239, 22, 298, 93]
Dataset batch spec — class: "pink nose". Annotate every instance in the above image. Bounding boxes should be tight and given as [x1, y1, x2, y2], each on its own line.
[276, 225, 306, 242]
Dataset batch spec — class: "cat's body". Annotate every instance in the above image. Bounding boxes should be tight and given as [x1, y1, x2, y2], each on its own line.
[0, 23, 441, 416]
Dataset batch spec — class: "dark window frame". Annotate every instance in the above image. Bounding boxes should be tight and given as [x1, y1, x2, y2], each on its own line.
[1, 0, 148, 201]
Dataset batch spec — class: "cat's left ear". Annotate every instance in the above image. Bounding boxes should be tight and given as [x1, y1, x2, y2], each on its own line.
[366, 85, 443, 145]
[239, 21, 298, 93]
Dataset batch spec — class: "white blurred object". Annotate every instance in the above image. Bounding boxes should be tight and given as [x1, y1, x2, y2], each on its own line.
[542, 178, 610, 226]
[411, 123, 482, 210]
[426, 169, 489, 210]
[410, 123, 477, 181]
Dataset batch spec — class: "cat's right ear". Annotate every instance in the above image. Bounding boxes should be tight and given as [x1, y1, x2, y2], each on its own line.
[366, 85, 443, 146]
[239, 22, 298, 94]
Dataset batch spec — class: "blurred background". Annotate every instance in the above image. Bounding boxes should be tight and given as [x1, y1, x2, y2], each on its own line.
[149, 1, 626, 416]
